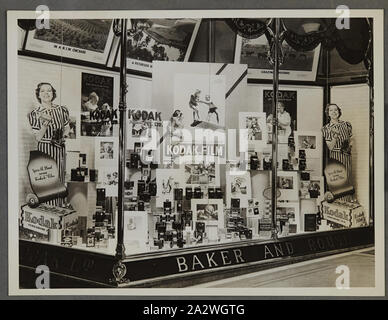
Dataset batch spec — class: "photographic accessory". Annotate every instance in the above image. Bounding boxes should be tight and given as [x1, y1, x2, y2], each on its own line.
[138, 201, 145, 211]
[215, 188, 223, 199]
[149, 182, 157, 196]
[164, 200, 172, 209]
[89, 169, 97, 182]
[174, 188, 183, 201]
[137, 180, 146, 195]
[300, 172, 310, 180]
[194, 187, 202, 199]
[208, 188, 215, 199]
[130, 153, 139, 168]
[185, 187, 193, 200]
[96, 188, 106, 206]
[231, 198, 240, 209]
[250, 155, 259, 170]
[176, 201, 183, 213]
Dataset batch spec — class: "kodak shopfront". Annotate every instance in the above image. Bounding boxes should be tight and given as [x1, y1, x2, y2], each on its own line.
[10, 12, 380, 290]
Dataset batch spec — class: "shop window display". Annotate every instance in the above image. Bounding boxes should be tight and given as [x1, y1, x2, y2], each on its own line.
[17, 17, 372, 259]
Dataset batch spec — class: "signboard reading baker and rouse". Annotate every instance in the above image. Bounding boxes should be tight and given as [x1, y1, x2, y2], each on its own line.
[123, 227, 373, 282]
[19, 227, 373, 287]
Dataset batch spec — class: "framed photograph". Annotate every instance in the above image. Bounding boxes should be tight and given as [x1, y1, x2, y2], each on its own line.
[276, 201, 300, 234]
[191, 199, 224, 229]
[276, 171, 299, 201]
[25, 19, 115, 64]
[94, 137, 118, 168]
[226, 170, 252, 208]
[115, 18, 201, 73]
[234, 34, 320, 81]
[294, 131, 322, 158]
[239, 112, 268, 151]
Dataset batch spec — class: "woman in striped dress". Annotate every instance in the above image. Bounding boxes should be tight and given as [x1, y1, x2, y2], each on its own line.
[28, 83, 70, 206]
[322, 103, 353, 200]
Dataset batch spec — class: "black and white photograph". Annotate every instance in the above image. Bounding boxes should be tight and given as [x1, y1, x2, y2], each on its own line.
[278, 176, 294, 190]
[25, 19, 114, 64]
[94, 137, 118, 168]
[99, 141, 114, 159]
[276, 202, 300, 235]
[239, 112, 268, 151]
[115, 18, 201, 73]
[174, 73, 225, 129]
[275, 171, 299, 201]
[7, 9, 384, 297]
[184, 162, 220, 186]
[191, 199, 224, 229]
[226, 170, 252, 208]
[294, 131, 322, 158]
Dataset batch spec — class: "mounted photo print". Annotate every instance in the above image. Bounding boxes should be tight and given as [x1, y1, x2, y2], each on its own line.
[294, 131, 322, 158]
[276, 171, 299, 201]
[276, 201, 300, 234]
[184, 162, 220, 187]
[97, 167, 118, 197]
[94, 137, 118, 168]
[234, 34, 320, 81]
[239, 112, 268, 151]
[226, 170, 252, 208]
[25, 19, 115, 64]
[115, 18, 201, 73]
[174, 73, 226, 130]
[191, 199, 224, 229]
[155, 168, 185, 207]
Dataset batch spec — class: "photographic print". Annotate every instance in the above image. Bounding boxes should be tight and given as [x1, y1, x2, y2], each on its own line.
[239, 112, 268, 151]
[276, 202, 300, 234]
[184, 162, 220, 186]
[99, 141, 114, 159]
[226, 170, 252, 208]
[152, 61, 247, 144]
[97, 167, 118, 197]
[94, 137, 118, 168]
[174, 73, 226, 130]
[191, 199, 224, 229]
[294, 131, 322, 158]
[234, 34, 320, 81]
[275, 171, 299, 201]
[81, 72, 116, 137]
[25, 19, 115, 64]
[115, 18, 201, 73]
[155, 168, 185, 207]
[263, 89, 297, 144]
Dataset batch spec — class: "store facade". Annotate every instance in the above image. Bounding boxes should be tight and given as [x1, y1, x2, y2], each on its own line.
[10, 12, 381, 289]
